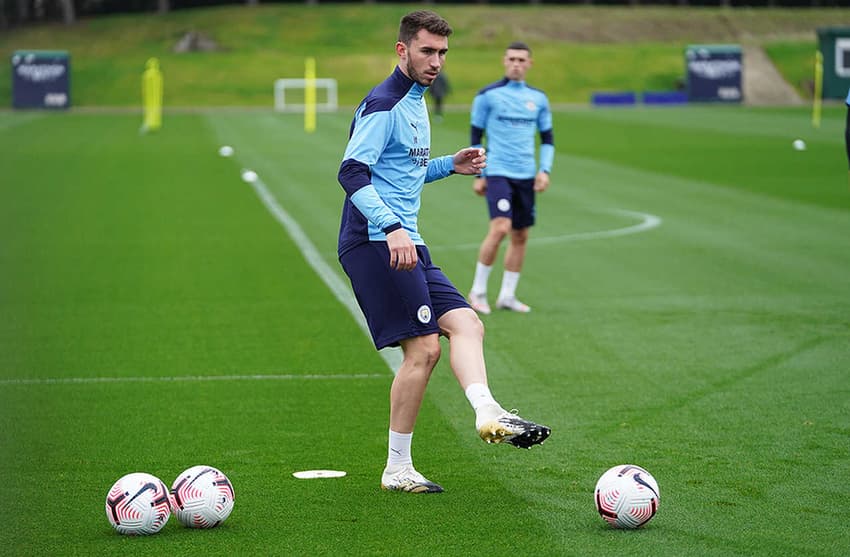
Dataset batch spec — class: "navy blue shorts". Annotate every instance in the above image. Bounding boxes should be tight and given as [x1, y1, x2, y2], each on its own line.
[485, 176, 536, 229]
[339, 242, 470, 350]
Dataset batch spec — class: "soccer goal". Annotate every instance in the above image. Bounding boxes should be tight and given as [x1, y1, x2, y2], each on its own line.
[274, 78, 338, 112]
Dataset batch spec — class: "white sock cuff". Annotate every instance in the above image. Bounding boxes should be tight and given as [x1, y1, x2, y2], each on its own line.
[499, 270, 521, 299]
[472, 262, 493, 295]
[388, 430, 413, 467]
[464, 383, 498, 411]
[477, 261, 493, 274]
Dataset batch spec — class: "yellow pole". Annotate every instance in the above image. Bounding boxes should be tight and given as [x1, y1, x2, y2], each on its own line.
[812, 51, 823, 129]
[142, 58, 163, 132]
[304, 57, 316, 133]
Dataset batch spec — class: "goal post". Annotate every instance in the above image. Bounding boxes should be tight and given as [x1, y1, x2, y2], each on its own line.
[273, 78, 338, 113]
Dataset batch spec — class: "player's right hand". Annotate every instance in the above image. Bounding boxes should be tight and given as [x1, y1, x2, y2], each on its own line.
[386, 228, 417, 271]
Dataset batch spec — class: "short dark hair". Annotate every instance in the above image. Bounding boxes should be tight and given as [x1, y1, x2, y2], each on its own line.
[507, 41, 531, 55]
[398, 10, 452, 45]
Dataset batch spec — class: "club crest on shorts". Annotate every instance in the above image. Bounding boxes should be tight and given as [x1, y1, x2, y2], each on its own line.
[417, 305, 432, 324]
[497, 198, 511, 212]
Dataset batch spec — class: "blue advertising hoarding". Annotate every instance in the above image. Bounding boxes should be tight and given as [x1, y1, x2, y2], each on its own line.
[685, 45, 742, 103]
[11, 50, 71, 109]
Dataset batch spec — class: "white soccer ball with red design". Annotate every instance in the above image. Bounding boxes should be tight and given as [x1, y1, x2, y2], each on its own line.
[105, 472, 171, 535]
[594, 464, 660, 529]
[169, 465, 235, 528]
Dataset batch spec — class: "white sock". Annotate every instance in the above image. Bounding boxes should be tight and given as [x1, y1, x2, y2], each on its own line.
[465, 384, 503, 429]
[498, 270, 521, 300]
[471, 262, 492, 295]
[387, 430, 413, 468]
[465, 383, 497, 410]
[466, 384, 504, 429]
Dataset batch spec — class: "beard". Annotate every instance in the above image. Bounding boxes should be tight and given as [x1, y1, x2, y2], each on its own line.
[406, 60, 435, 87]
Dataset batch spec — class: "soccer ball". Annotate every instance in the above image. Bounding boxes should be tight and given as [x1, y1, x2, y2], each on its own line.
[169, 465, 235, 528]
[105, 472, 171, 535]
[594, 464, 660, 529]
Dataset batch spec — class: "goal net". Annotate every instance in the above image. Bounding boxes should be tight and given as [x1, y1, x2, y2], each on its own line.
[274, 78, 338, 112]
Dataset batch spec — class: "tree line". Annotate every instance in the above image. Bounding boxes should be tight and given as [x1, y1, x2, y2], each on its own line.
[2, 0, 256, 27]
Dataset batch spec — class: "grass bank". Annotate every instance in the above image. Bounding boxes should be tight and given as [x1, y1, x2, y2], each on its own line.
[1, 5, 846, 107]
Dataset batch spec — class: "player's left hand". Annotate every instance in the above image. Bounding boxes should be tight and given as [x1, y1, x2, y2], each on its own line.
[452, 148, 486, 175]
[534, 170, 550, 193]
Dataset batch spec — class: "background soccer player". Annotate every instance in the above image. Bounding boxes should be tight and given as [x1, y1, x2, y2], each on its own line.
[336, 11, 550, 494]
[428, 71, 450, 119]
[467, 42, 555, 314]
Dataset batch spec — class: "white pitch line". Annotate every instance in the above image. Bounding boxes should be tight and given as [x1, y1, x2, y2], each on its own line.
[433, 208, 662, 251]
[0, 374, 387, 386]
[245, 173, 403, 373]
[532, 208, 662, 246]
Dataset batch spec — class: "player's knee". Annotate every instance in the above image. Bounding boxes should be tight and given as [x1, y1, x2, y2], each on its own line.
[439, 308, 484, 341]
[404, 336, 442, 370]
[491, 218, 512, 237]
[473, 316, 485, 341]
[423, 339, 442, 368]
[461, 309, 485, 341]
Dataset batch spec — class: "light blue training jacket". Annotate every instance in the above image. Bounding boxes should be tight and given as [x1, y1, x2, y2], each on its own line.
[470, 77, 554, 179]
[337, 67, 455, 257]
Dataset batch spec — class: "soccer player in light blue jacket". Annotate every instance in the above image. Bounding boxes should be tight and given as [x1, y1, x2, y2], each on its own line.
[468, 42, 555, 314]
[337, 11, 550, 494]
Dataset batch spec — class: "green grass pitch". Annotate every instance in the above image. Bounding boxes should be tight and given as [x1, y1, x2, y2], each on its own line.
[1, 105, 849, 556]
